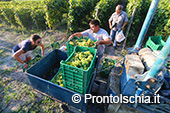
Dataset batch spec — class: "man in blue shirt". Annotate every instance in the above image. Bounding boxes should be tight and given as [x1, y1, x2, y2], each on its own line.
[12, 35, 45, 68]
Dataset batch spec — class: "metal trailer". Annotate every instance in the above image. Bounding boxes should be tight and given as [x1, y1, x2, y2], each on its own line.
[25, 49, 96, 112]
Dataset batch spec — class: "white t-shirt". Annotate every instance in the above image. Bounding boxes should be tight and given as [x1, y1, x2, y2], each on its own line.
[81, 28, 111, 55]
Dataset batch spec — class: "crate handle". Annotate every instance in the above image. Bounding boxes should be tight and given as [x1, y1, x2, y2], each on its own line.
[82, 49, 89, 51]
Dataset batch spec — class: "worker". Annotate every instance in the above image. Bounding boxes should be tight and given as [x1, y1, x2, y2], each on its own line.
[12, 35, 45, 68]
[109, 5, 128, 49]
[69, 19, 112, 70]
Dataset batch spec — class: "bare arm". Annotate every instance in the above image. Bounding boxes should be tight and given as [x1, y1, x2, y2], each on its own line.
[69, 32, 83, 40]
[39, 43, 45, 57]
[121, 22, 128, 30]
[12, 49, 28, 68]
[13, 49, 25, 64]
[95, 38, 112, 46]
[109, 21, 112, 29]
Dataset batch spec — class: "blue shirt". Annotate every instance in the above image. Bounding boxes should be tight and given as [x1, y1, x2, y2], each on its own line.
[13, 39, 37, 53]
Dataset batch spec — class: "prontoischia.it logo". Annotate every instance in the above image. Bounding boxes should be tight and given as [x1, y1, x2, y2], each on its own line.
[72, 94, 160, 104]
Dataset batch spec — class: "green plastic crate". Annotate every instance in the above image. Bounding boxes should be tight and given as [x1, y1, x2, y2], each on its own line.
[145, 36, 165, 51]
[22, 55, 42, 72]
[66, 37, 80, 56]
[66, 36, 97, 56]
[50, 42, 60, 50]
[166, 62, 170, 73]
[100, 58, 116, 77]
[166, 63, 170, 67]
[50, 68, 63, 87]
[60, 46, 97, 94]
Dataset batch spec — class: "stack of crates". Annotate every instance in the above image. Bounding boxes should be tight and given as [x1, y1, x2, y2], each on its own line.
[60, 46, 97, 94]
[145, 36, 165, 51]
[66, 36, 97, 56]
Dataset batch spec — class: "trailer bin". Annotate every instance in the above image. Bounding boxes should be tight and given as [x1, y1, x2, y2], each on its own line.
[26, 49, 95, 112]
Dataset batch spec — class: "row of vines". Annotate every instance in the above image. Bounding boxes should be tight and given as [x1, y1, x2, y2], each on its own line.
[149, 0, 170, 40]
[0, 0, 169, 43]
[0, 1, 46, 30]
[126, 0, 170, 43]
[0, 0, 68, 30]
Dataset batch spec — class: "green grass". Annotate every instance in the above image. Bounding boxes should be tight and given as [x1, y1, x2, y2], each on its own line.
[0, 68, 13, 75]
[0, 49, 5, 55]
[0, 63, 18, 75]
[0, 61, 4, 65]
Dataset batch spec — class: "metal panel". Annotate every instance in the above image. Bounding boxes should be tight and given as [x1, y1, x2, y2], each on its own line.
[121, 58, 145, 97]
[121, 58, 130, 93]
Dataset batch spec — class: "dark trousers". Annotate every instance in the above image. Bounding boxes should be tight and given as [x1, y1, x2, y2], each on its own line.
[110, 29, 117, 47]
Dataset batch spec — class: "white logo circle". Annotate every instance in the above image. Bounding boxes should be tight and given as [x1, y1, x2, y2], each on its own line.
[72, 94, 81, 103]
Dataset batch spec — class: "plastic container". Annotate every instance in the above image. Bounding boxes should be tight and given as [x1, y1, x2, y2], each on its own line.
[166, 62, 170, 73]
[22, 55, 42, 72]
[66, 37, 80, 56]
[100, 58, 116, 77]
[66, 36, 97, 56]
[60, 46, 97, 94]
[50, 42, 60, 50]
[50, 68, 63, 86]
[145, 36, 165, 51]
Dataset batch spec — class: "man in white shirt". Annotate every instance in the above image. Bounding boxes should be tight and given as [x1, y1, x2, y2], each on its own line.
[69, 19, 112, 70]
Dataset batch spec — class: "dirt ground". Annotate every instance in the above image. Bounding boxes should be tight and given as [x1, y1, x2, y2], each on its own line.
[0, 24, 155, 113]
[0, 25, 68, 113]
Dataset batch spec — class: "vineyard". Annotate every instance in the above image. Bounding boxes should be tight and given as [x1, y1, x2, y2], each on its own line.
[0, 0, 169, 44]
[126, 0, 170, 45]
